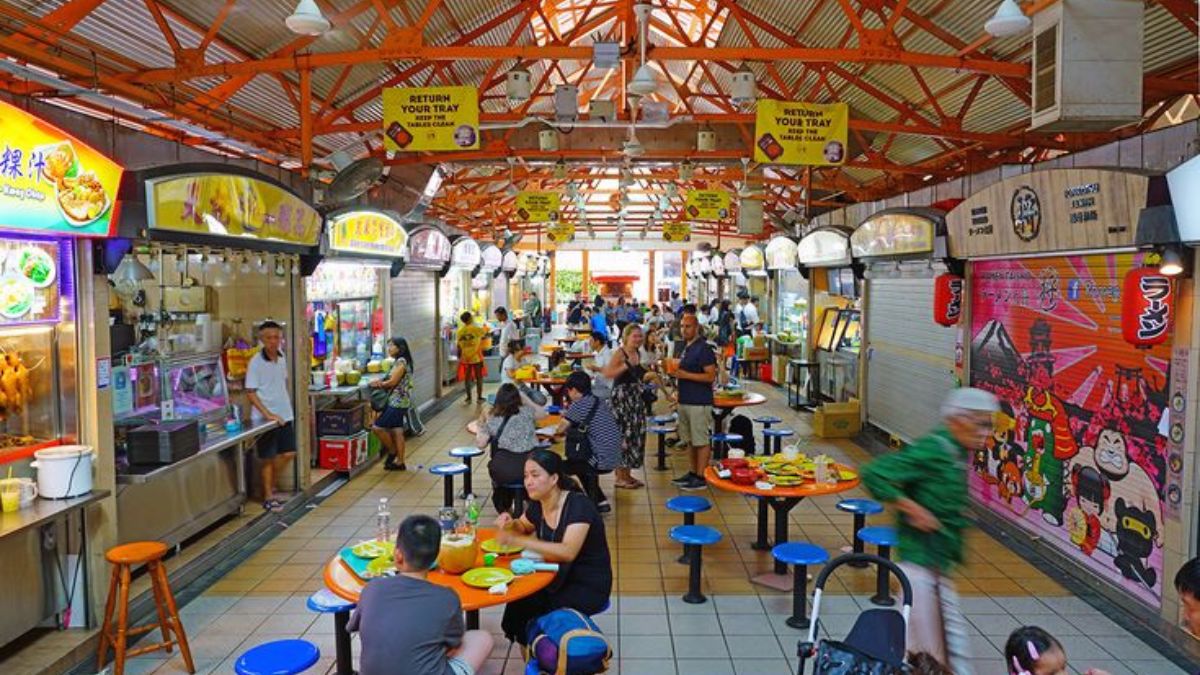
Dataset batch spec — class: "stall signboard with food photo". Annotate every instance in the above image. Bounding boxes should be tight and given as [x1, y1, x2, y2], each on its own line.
[0, 99, 123, 237]
[147, 173, 322, 246]
[329, 210, 408, 258]
[0, 238, 62, 326]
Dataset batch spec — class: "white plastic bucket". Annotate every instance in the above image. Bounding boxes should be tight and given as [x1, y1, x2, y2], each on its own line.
[31, 445, 94, 499]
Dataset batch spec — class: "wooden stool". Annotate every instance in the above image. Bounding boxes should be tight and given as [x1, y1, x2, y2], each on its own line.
[97, 541, 194, 675]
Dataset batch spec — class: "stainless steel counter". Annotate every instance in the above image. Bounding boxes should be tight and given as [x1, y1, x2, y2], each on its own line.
[0, 490, 110, 540]
[117, 421, 277, 485]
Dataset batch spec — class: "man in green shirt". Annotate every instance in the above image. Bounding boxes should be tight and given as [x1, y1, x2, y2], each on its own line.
[861, 387, 998, 675]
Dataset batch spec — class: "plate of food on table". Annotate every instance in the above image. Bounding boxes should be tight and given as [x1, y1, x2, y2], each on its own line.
[719, 450, 857, 487]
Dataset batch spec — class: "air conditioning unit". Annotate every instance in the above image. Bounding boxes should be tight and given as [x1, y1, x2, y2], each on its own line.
[1030, 0, 1143, 131]
[554, 85, 579, 122]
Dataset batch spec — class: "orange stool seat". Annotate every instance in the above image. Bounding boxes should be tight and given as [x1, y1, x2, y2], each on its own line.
[105, 541, 168, 566]
[97, 541, 194, 675]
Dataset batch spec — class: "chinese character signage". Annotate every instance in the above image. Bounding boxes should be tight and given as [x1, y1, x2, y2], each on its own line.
[382, 86, 480, 152]
[0, 238, 62, 325]
[515, 191, 560, 223]
[480, 245, 503, 271]
[969, 252, 1172, 608]
[662, 221, 690, 243]
[685, 190, 729, 221]
[451, 237, 482, 269]
[329, 211, 408, 258]
[148, 173, 321, 246]
[0, 99, 123, 237]
[753, 101, 848, 166]
[850, 213, 935, 258]
[1121, 269, 1172, 347]
[407, 228, 451, 269]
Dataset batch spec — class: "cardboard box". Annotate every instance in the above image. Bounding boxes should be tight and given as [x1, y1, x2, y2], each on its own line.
[813, 400, 862, 438]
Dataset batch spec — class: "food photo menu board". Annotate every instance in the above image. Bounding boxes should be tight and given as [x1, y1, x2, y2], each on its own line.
[0, 239, 62, 326]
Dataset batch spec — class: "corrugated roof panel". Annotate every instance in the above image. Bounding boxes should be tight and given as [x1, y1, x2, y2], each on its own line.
[226, 74, 299, 129]
[71, 0, 176, 69]
[1145, 4, 1196, 73]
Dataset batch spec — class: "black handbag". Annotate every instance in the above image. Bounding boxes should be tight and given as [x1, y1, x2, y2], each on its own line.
[369, 386, 391, 412]
[812, 640, 907, 675]
[564, 398, 600, 464]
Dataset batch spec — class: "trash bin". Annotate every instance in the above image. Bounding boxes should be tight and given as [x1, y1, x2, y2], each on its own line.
[483, 354, 503, 383]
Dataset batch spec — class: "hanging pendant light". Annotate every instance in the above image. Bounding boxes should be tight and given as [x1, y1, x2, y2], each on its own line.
[985, 0, 1030, 38]
[628, 64, 658, 97]
[285, 0, 331, 36]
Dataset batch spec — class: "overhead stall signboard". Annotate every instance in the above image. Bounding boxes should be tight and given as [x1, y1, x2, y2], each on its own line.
[382, 86, 480, 152]
[0, 98, 124, 237]
[753, 101, 849, 166]
[148, 173, 322, 246]
[547, 221, 575, 243]
[328, 210, 408, 258]
[662, 221, 691, 242]
[515, 191, 561, 222]
[685, 190, 730, 221]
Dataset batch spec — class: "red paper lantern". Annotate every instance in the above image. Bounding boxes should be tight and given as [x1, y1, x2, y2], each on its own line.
[1122, 268, 1173, 347]
[933, 273, 964, 326]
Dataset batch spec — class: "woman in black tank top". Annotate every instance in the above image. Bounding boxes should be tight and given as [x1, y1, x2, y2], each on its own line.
[603, 324, 648, 488]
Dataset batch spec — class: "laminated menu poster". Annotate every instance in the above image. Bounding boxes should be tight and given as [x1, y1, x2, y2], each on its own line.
[968, 253, 1171, 607]
[0, 239, 61, 326]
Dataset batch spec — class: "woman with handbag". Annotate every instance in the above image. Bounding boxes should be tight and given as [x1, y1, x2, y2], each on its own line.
[368, 338, 414, 471]
[603, 323, 649, 489]
[551, 371, 620, 513]
[474, 383, 546, 514]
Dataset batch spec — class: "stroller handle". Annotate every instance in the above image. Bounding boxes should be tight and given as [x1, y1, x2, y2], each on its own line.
[813, 553, 914, 608]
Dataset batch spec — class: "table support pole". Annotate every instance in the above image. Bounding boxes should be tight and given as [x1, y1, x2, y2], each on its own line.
[771, 498, 803, 575]
[443, 476, 455, 508]
[751, 498, 771, 551]
[466, 609, 480, 630]
[333, 610, 354, 675]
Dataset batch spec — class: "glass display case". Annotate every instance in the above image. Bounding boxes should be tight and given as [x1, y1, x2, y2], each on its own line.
[0, 326, 60, 455]
[815, 308, 861, 401]
[307, 262, 386, 369]
[774, 270, 808, 348]
[114, 352, 228, 428]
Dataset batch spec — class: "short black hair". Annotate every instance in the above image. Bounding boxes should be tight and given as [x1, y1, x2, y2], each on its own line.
[1176, 557, 1200, 598]
[564, 370, 592, 395]
[460, 311, 473, 324]
[681, 303, 697, 315]
[590, 331, 607, 343]
[507, 339, 524, 354]
[495, 307, 508, 318]
[396, 514, 441, 570]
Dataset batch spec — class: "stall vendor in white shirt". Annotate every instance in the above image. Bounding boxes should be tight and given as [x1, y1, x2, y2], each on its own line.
[244, 320, 294, 512]
[495, 307, 521, 357]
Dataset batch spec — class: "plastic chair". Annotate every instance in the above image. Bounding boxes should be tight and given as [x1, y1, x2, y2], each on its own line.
[648, 425, 677, 471]
[772, 543, 830, 630]
[669, 525, 722, 604]
[306, 590, 354, 675]
[762, 428, 795, 454]
[837, 498, 884, 567]
[666, 496, 712, 564]
[449, 447, 485, 498]
[429, 462, 469, 508]
[857, 526, 899, 607]
[97, 542, 193, 675]
[234, 639, 320, 675]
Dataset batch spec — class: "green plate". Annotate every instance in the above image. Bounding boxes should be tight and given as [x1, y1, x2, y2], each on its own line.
[480, 538, 524, 555]
[365, 557, 395, 578]
[351, 540, 395, 559]
[461, 567, 515, 588]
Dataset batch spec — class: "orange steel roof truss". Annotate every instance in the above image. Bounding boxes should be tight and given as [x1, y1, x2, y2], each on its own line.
[0, 0, 1193, 240]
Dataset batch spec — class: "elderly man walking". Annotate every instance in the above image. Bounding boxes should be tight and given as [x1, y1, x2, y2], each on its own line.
[861, 387, 999, 675]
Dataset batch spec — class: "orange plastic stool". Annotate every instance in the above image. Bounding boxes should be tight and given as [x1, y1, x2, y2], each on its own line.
[97, 541, 194, 675]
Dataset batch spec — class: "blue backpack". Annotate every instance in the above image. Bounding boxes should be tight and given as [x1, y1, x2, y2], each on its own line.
[525, 608, 612, 675]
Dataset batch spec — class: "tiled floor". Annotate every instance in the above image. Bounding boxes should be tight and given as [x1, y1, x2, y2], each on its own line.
[118, 381, 1189, 675]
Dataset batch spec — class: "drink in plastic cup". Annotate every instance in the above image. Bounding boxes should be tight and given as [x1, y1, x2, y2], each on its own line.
[1, 485, 19, 513]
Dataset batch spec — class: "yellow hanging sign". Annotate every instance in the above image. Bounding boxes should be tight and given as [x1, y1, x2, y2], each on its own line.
[684, 190, 730, 221]
[382, 86, 480, 152]
[328, 211, 408, 258]
[753, 101, 849, 166]
[148, 173, 322, 246]
[547, 221, 575, 243]
[662, 221, 691, 243]
[515, 191, 561, 223]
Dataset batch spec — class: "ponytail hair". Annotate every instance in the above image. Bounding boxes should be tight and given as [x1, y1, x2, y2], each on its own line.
[527, 449, 582, 493]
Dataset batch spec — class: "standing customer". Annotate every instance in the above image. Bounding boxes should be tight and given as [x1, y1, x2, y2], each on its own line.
[861, 387, 1000, 675]
[495, 307, 520, 357]
[671, 312, 717, 491]
[475, 383, 546, 514]
[369, 338, 414, 471]
[523, 291, 542, 331]
[245, 321, 295, 512]
[456, 311, 488, 405]
[604, 324, 648, 489]
[553, 371, 620, 512]
[590, 299, 609, 345]
[585, 332, 614, 400]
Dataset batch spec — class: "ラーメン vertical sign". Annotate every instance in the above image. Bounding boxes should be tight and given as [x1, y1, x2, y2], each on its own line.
[382, 86, 480, 152]
[753, 101, 849, 166]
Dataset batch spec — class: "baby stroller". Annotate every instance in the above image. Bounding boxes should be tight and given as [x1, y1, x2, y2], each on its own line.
[796, 553, 914, 675]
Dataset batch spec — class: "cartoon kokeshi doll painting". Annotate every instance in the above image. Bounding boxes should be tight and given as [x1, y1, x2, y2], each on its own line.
[1067, 465, 1109, 556]
[1021, 322, 1078, 527]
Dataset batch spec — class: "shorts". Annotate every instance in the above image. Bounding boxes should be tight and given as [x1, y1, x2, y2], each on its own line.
[676, 405, 712, 448]
[374, 405, 409, 430]
[256, 421, 296, 459]
[448, 657, 474, 675]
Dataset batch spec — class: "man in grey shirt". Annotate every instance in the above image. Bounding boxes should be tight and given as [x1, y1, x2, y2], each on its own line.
[348, 515, 493, 675]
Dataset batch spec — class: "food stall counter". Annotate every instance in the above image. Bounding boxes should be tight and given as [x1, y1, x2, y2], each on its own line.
[308, 373, 385, 398]
[0, 489, 111, 541]
[117, 420, 276, 485]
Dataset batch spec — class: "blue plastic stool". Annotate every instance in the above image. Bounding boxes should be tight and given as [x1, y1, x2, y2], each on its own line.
[762, 428, 795, 454]
[651, 413, 678, 425]
[306, 590, 354, 675]
[753, 416, 782, 455]
[710, 433, 743, 461]
[857, 526, 899, 606]
[667, 496, 713, 564]
[234, 639, 320, 675]
[837, 498, 884, 567]
[502, 480, 529, 518]
[648, 425, 677, 471]
[429, 462, 468, 508]
[669, 525, 722, 604]
[449, 447, 485, 498]
[546, 404, 563, 415]
[772, 543, 829, 630]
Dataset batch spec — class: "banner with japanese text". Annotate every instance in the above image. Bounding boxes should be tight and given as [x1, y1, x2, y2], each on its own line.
[382, 86, 480, 152]
[754, 101, 848, 166]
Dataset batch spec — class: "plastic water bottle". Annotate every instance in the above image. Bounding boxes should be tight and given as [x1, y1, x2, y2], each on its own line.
[376, 498, 391, 543]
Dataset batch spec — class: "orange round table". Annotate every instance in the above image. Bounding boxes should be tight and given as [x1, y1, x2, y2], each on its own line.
[323, 528, 555, 630]
[704, 465, 860, 589]
[712, 392, 768, 434]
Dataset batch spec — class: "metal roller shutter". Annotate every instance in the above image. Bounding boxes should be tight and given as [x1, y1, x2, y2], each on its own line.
[390, 270, 438, 411]
[864, 263, 958, 442]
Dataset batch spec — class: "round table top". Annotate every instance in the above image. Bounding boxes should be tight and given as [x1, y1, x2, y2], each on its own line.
[564, 352, 593, 359]
[323, 528, 555, 609]
[530, 377, 567, 386]
[703, 465, 860, 499]
[554, 336, 578, 343]
[713, 392, 768, 408]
